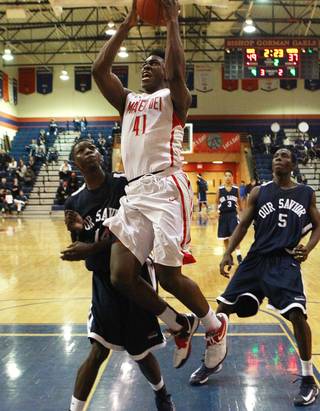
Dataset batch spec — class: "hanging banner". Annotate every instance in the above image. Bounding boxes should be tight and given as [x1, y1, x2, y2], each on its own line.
[9, 78, 14, 104]
[195, 64, 214, 92]
[112, 65, 128, 88]
[2, 72, 9, 102]
[241, 78, 259, 92]
[304, 79, 320, 91]
[193, 132, 240, 153]
[280, 79, 297, 91]
[260, 78, 279, 92]
[37, 67, 53, 94]
[18, 67, 35, 94]
[221, 66, 238, 91]
[186, 65, 194, 91]
[0, 71, 3, 100]
[75, 66, 92, 92]
[13, 79, 18, 105]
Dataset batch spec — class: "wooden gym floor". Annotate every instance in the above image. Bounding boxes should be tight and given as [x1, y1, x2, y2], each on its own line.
[0, 213, 319, 410]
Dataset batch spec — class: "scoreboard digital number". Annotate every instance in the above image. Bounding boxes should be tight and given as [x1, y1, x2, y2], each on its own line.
[244, 47, 300, 78]
[224, 38, 319, 80]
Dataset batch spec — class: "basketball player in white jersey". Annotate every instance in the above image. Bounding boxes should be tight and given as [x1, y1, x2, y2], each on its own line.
[92, 0, 228, 371]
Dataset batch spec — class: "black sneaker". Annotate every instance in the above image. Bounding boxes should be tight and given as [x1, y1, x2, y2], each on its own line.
[155, 393, 176, 411]
[189, 361, 223, 386]
[293, 375, 319, 406]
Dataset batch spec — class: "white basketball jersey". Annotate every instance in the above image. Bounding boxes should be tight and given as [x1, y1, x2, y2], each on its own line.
[121, 88, 184, 181]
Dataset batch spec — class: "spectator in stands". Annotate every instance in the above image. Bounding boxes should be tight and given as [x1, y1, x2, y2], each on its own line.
[239, 180, 247, 209]
[87, 133, 94, 143]
[0, 149, 11, 171]
[305, 138, 315, 160]
[0, 177, 9, 190]
[0, 188, 5, 213]
[47, 146, 59, 165]
[27, 139, 38, 158]
[97, 133, 107, 155]
[283, 135, 291, 148]
[59, 160, 72, 181]
[246, 178, 257, 196]
[49, 119, 58, 135]
[14, 189, 27, 214]
[112, 121, 121, 144]
[73, 117, 81, 131]
[35, 143, 47, 163]
[4, 189, 14, 214]
[23, 166, 35, 186]
[7, 157, 17, 176]
[67, 172, 79, 195]
[16, 159, 27, 181]
[11, 177, 21, 198]
[263, 134, 272, 154]
[3, 132, 11, 152]
[56, 180, 69, 205]
[38, 129, 47, 145]
[80, 117, 88, 132]
[28, 156, 36, 171]
[301, 174, 308, 185]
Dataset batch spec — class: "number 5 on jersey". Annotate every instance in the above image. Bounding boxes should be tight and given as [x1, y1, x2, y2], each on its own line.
[133, 114, 147, 136]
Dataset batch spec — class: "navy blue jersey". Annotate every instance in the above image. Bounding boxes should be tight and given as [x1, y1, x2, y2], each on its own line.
[250, 181, 314, 254]
[64, 172, 127, 272]
[218, 185, 239, 214]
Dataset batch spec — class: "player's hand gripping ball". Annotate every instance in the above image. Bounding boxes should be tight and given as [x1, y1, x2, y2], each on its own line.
[137, 0, 179, 26]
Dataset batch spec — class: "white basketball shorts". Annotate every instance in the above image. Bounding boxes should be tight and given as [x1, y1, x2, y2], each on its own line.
[103, 170, 193, 267]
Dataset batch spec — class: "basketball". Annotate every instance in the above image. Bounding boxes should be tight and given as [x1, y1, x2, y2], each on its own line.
[136, 0, 166, 26]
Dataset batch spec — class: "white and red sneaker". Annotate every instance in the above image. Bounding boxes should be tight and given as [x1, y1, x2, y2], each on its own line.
[204, 312, 228, 368]
[172, 313, 200, 368]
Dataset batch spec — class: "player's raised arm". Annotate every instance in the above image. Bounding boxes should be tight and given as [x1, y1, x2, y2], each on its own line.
[161, 0, 191, 123]
[92, 0, 137, 116]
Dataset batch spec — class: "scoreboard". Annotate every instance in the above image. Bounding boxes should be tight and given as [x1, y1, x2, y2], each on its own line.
[224, 38, 319, 80]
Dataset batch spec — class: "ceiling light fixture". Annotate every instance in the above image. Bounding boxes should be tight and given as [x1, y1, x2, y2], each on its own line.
[243, 18, 256, 34]
[59, 69, 69, 81]
[105, 21, 116, 36]
[2, 48, 14, 61]
[118, 46, 128, 58]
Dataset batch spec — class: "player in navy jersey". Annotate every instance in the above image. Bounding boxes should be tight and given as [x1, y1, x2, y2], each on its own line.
[215, 170, 242, 264]
[190, 148, 320, 407]
[61, 140, 175, 411]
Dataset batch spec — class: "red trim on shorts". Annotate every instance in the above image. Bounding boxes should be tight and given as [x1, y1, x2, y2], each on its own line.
[171, 174, 187, 247]
[170, 112, 182, 167]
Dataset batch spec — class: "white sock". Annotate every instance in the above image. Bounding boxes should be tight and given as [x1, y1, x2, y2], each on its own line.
[69, 396, 85, 411]
[301, 359, 313, 377]
[158, 306, 182, 332]
[236, 249, 242, 256]
[200, 307, 221, 332]
[149, 376, 164, 391]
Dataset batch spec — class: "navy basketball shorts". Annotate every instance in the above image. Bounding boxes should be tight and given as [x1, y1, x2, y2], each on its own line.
[217, 252, 307, 319]
[198, 191, 207, 203]
[87, 269, 165, 361]
[217, 212, 239, 240]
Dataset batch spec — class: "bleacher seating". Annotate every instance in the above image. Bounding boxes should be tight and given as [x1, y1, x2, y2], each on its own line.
[52, 126, 114, 212]
[0, 127, 59, 214]
[254, 152, 273, 182]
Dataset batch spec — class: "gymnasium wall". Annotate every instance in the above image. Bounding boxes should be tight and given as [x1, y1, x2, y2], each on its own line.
[16, 63, 320, 121]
